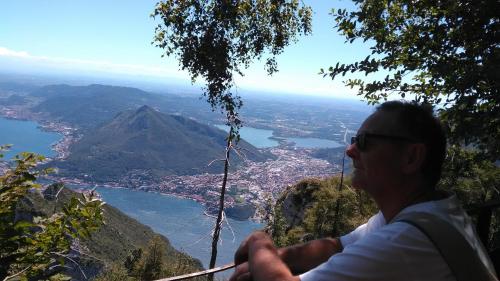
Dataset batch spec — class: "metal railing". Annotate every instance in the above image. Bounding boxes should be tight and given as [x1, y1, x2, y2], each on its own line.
[156, 262, 235, 281]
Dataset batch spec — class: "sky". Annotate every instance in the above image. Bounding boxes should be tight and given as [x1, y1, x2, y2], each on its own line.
[0, 1, 376, 99]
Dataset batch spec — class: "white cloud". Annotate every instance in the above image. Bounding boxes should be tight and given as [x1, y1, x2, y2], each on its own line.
[0, 46, 188, 80]
[0, 47, 30, 58]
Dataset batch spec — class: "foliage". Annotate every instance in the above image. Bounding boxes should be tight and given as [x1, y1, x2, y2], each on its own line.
[95, 236, 206, 281]
[437, 145, 500, 249]
[152, 0, 312, 131]
[93, 263, 133, 281]
[136, 236, 164, 281]
[439, 146, 500, 205]
[124, 248, 143, 276]
[323, 0, 499, 159]
[268, 176, 376, 247]
[0, 149, 104, 280]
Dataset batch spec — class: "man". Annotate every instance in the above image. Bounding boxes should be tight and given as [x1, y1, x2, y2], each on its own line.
[230, 101, 497, 281]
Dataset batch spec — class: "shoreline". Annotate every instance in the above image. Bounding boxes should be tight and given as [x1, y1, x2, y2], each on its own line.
[0, 109, 79, 161]
[1, 107, 341, 223]
[0, 110, 262, 221]
[57, 179, 264, 222]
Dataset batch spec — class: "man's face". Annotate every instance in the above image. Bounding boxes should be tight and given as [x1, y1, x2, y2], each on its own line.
[346, 111, 408, 196]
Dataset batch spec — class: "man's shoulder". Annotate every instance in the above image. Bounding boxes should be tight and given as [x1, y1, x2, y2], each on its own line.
[340, 211, 385, 246]
[342, 196, 462, 258]
[341, 196, 470, 261]
[301, 221, 455, 281]
[360, 218, 435, 249]
[399, 194, 459, 215]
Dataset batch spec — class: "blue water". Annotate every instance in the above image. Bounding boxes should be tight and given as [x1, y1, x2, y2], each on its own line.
[0, 117, 62, 160]
[216, 124, 279, 148]
[216, 124, 342, 149]
[82, 186, 263, 278]
[0, 116, 262, 277]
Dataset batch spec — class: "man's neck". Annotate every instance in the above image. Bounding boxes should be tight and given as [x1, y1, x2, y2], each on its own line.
[377, 184, 443, 222]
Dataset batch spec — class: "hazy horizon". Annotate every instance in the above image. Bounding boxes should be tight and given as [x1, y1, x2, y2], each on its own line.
[0, 1, 379, 99]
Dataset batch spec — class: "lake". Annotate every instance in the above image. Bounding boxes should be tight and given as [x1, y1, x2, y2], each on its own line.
[0, 116, 261, 278]
[215, 124, 342, 148]
[79, 186, 263, 275]
[215, 124, 279, 148]
[0, 117, 62, 159]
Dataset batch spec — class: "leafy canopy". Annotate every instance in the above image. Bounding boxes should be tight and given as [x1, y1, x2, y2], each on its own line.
[323, 0, 499, 158]
[152, 0, 312, 132]
[323, 0, 499, 247]
[152, 2, 312, 275]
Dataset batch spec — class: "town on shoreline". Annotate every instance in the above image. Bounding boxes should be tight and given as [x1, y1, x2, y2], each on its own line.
[1, 105, 344, 221]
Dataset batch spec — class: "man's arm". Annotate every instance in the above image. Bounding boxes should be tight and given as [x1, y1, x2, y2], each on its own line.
[247, 232, 300, 281]
[278, 237, 343, 274]
[231, 232, 343, 281]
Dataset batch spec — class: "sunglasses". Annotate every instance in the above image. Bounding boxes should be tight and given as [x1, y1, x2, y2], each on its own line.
[351, 133, 417, 151]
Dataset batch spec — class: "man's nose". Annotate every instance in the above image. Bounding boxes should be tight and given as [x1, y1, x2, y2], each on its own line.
[346, 143, 358, 159]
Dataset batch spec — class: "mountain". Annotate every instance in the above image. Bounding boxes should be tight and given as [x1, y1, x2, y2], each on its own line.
[18, 184, 202, 280]
[31, 84, 163, 129]
[29, 84, 218, 129]
[54, 105, 272, 182]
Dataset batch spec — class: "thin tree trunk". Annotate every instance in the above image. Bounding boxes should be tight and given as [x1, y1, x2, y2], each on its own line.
[208, 127, 233, 281]
[332, 150, 346, 236]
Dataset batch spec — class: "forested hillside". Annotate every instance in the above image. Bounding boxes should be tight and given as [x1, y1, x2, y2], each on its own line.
[17, 184, 204, 280]
[53, 105, 272, 182]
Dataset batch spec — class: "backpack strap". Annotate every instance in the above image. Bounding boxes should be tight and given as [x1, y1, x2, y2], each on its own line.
[396, 212, 498, 281]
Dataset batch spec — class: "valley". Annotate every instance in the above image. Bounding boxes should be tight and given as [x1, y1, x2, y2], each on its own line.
[0, 75, 370, 275]
[0, 79, 369, 220]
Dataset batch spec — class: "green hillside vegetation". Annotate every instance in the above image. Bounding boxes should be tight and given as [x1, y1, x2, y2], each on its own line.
[53, 105, 272, 182]
[95, 235, 206, 281]
[18, 184, 203, 280]
[267, 176, 376, 247]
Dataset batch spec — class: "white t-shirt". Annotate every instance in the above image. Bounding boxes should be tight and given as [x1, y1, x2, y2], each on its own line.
[300, 196, 497, 281]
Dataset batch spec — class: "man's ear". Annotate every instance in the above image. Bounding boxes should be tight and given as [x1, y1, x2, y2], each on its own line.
[402, 143, 426, 174]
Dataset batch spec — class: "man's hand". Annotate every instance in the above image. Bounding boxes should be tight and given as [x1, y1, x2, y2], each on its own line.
[230, 232, 268, 281]
[279, 237, 343, 274]
[229, 261, 251, 281]
[233, 231, 264, 266]
[231, 231, 299, 281]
